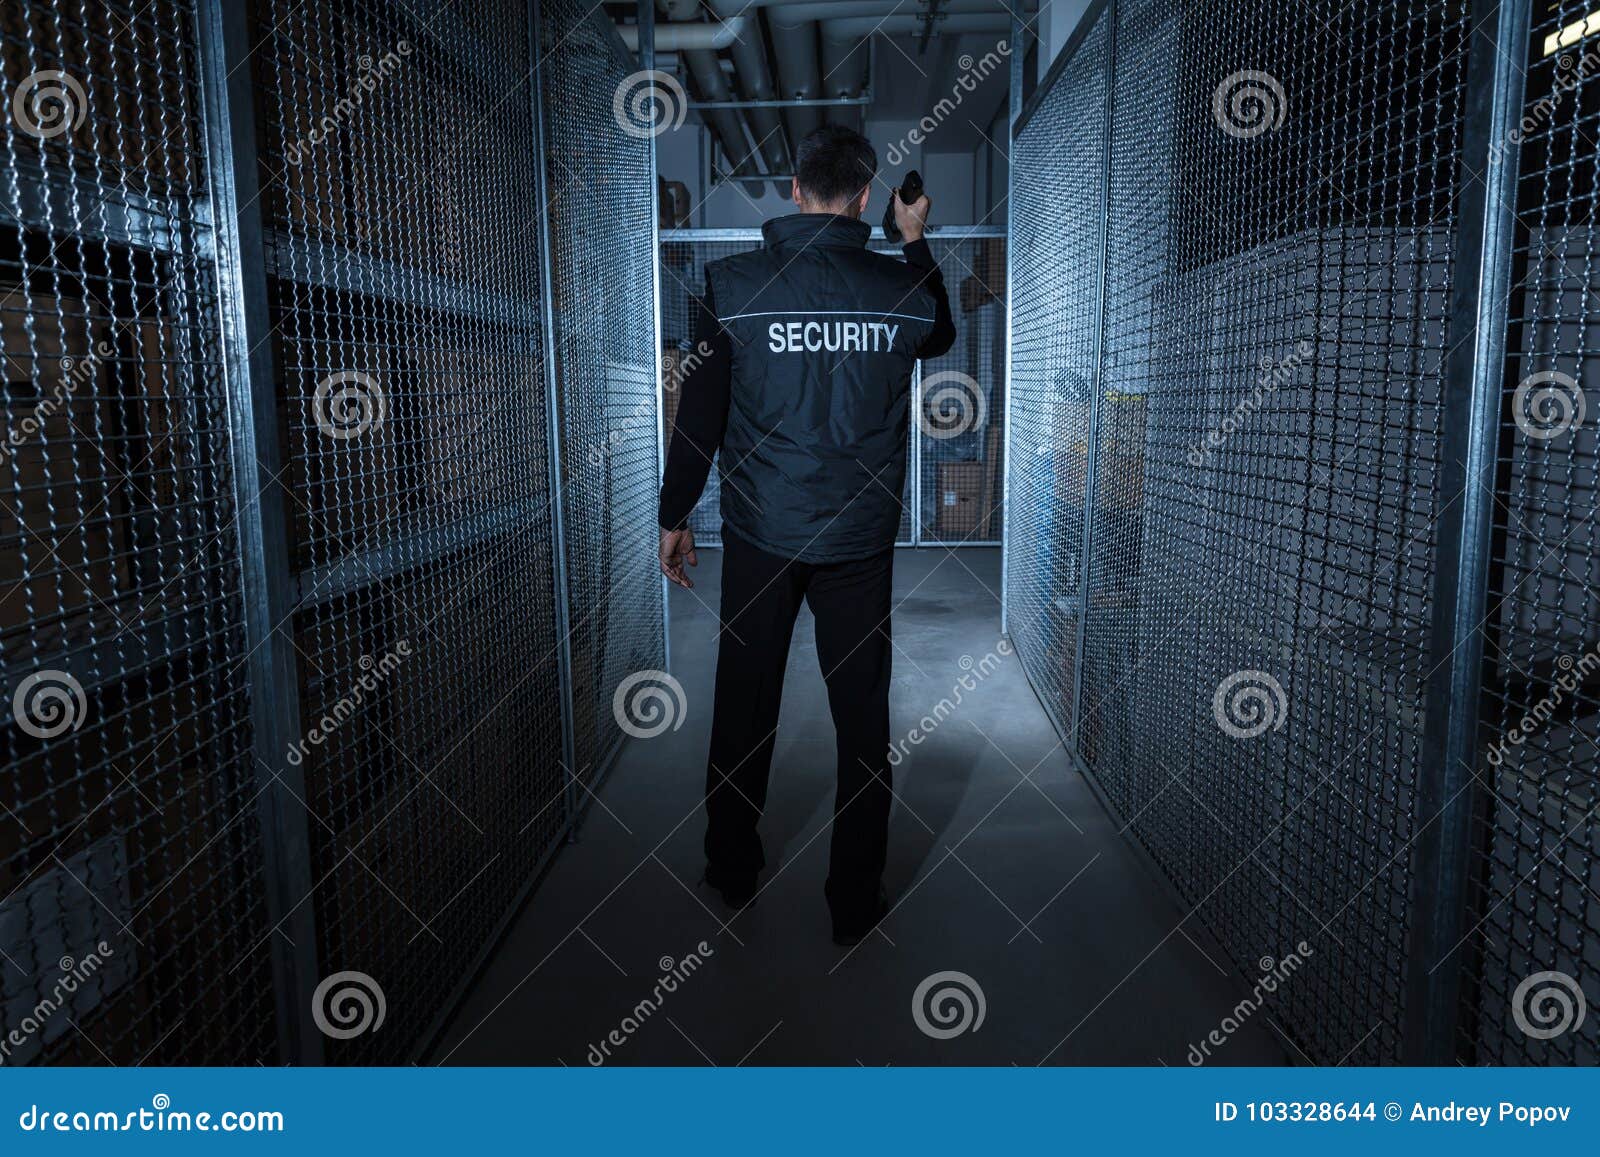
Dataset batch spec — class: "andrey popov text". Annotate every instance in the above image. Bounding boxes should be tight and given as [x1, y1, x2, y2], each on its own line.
[1215, 1101, 1574, 1127]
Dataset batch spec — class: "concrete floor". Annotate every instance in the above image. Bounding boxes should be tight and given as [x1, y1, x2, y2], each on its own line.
[432, 547, 1288, 1066]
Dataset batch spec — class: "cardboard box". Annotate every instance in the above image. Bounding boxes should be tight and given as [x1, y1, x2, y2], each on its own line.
[418, 350, 529, 511]
[661, 346, 685, 448]
[0, 294, 130, 642]
[936, 460, 985, 538]
[0, 5, 184, 192]
[977, 423, 1003, 539]
[974, 237, 1006, 301]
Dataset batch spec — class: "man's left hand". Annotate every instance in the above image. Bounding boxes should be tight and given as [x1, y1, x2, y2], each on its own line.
[660, 527, 698, 589]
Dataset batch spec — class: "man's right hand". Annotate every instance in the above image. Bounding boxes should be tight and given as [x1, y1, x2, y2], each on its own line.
[660, 526, 698, 589]
[893, 191, 931, 245]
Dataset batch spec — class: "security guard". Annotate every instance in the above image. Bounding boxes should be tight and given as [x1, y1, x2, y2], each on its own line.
[658, 125, 955, 946]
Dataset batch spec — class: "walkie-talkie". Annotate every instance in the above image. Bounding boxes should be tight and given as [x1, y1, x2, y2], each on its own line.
[882, 170, 924, 244]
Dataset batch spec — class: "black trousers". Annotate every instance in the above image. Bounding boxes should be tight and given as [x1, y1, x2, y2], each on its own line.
[704, 529, 894, 922]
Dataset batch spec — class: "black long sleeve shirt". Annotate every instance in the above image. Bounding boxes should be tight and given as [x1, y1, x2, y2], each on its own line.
[658, 237, 956, 532]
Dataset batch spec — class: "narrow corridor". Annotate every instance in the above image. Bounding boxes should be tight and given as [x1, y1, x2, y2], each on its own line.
[435, 549, 1288, 1066]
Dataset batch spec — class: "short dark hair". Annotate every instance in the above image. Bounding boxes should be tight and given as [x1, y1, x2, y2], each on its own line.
[795, 125, 877, 206]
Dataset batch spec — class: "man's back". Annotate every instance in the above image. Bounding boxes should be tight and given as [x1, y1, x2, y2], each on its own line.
[707, 214, 942, 562]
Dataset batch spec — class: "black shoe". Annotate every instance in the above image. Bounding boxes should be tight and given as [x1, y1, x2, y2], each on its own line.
[830, 887, 890, 947]
[701, 865, 758, 910]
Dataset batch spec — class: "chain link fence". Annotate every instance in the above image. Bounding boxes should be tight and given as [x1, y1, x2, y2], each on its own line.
[0, 0, 662, 1065]
[1006, 0, 1598, 1065]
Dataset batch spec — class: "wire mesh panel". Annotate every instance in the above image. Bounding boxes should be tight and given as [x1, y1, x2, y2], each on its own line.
[1010, 0, 1474, 1063]
[542, 3, 665, 784]
[251, 0, 566, 1062]
[0, 0, 279, 1062]
[659, 235, 747, 545]
[1462, 0, 1600, 1066]
[1004, 12, 1109, 742]
[918, 232, 1007, 545]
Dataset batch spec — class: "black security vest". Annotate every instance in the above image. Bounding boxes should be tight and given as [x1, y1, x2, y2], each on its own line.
[706, 214, 936, 563]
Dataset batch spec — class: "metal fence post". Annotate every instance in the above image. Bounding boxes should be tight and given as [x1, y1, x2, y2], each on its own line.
[1068, 0, 1117, 752]
[194, 0, 324, 1065]
[1403, 0, 1529, 1065]
[642, 0, 671, 673]
[528, 0, 582, 831]
[911, 362, 923, 546]
[999, 11, 1024, 634]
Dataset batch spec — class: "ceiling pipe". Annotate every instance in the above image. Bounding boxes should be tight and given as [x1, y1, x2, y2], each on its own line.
[821, 13, 1012, 37]
[616, 18, 745, 51]
[819, 25, 870, 135]
[706, 0, 792, 198]
[653, 0, 764, 196]
[767, 8, 823, 148]
[768, 0, 1024, 19]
